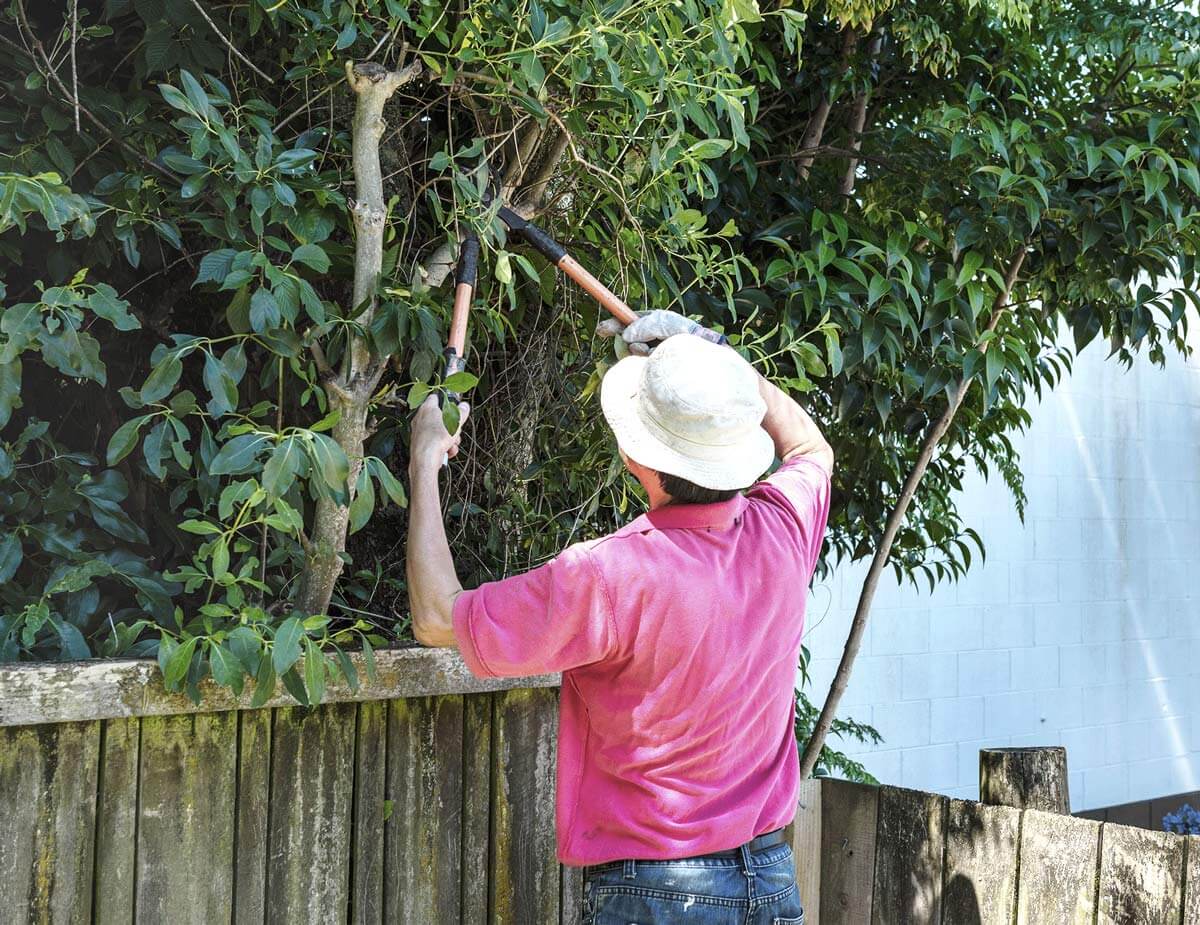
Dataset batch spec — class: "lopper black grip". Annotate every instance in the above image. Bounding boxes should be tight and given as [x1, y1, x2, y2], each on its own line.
[455, 233, 480, 287]
[498, 206, 567, 263]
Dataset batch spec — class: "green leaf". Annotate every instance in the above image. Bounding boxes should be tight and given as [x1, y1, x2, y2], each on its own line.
[262, 438, 303, 496]
[211, 537, 230, 580]
[141, 354, 183, 403]
[87, 285, 140, 331]
[366, 457, 407, 507]
[292, 244, 330, 273]
[955, 252, 984, 289]
[106, 415, 146, 465]
[442, 400, 461, 435]
[867, 274, 888, 306]
[304, 641, 326, 704]
[348, 468, 376, 534]
[281, 667, 310, 705]
[249, 655, 276, 708]
[195, 249, 236, 286]
[57, 621, 91, 661]
[985, 348, 1004, 390]
[0, 534, 22, 582]
[250, 288, 281, 332]
[307, 433, 350, 495]
[209, 433, 269, 475]
[208, 641, 243, 693]
[203, 351, 238, 416]
[163, 636, 198, 689]
[272, 617, 305, 673]
[495, 252, 512, 285]
[443, 371, 479, 393]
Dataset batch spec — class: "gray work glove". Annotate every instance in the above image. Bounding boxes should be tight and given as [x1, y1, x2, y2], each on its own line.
[595, 309, 728, 358]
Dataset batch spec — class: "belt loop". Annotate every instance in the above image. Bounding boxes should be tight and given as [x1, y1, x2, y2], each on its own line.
[623, 859, 636, 880]
[739, 843, 756, 878]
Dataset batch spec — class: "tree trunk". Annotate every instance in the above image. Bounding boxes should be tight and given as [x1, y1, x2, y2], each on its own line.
[796, 29, 858, 180]
[295, 59, 419, 617]
[839, 30, 883, 196]
[980, 747, 1070, 814]
[798, 247, 1027, 778]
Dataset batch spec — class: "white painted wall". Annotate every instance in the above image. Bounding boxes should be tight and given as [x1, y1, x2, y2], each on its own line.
[804, 334, 1200, 812]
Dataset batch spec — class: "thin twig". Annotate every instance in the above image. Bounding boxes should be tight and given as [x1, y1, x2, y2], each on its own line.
[1, 17, 178, 183]
[187, 0, 273, 81]
[69, 0, 79, 132]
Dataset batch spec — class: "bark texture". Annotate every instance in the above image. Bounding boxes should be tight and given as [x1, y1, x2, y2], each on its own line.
[980, 746, 1070, 814]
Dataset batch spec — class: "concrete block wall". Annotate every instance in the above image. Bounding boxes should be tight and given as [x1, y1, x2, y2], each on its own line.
[804, 335, 1200, 812]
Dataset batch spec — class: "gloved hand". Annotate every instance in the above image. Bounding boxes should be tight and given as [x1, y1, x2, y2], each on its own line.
[595, 309, 728, 358]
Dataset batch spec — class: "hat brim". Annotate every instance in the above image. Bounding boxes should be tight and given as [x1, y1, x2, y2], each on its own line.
[600, 355, 776, 491]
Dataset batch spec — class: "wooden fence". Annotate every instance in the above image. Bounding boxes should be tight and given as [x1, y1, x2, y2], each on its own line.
[4, 650, 1199, 924]
[792, 777, 1200, 924]
[0, 649, 574, 925]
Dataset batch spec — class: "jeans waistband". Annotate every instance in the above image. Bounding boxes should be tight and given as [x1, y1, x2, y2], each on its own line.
[583, 828, 787, 878]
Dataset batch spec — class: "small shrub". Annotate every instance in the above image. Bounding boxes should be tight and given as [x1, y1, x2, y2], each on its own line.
[1163, 803, 1200, 835]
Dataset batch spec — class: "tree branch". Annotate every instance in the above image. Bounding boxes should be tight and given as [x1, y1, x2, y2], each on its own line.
[187, 0, 273, 82]
[795, 29, 858, 180]
[798, 245, 1028, 779]
[839, 30, 883, 197]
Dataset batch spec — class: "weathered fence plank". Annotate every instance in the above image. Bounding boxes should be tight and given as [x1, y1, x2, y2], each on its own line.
[941, 798, 1019, 925]
[0, 649, 558, 728]
[490, 687, 560, 925]
[266, 702, 356, 925]
[1097, 821, 1185, 925]
[872, 786, 946, 925]
[351, 700, 387, 925]
[791, 777, 823, 924]
[92, 718, 139, 924]
[462, 693, 493, 925]
[0, 721, 99, 924]
[233, 707, 272, 925]
[384, 695, 465, 923]
[819, 779, 878, 924]
[1015, 809, 1100, 924]
[137, 712, 237, 921]
[1185, 835, 1200, 925]
[560, 865, 584, 925]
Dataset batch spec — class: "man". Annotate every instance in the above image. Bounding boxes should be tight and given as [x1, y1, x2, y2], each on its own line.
[407, 309, 832, 924]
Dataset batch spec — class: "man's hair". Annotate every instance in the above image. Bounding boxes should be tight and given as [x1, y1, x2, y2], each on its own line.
[657, 470, 740, 505]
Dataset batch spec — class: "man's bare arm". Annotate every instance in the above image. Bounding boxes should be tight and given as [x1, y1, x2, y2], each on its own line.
[405, 396, 470, 647]
[758, 374, 834, 473]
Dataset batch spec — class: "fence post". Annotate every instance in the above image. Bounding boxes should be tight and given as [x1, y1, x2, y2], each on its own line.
[979, 746, 1070, 814]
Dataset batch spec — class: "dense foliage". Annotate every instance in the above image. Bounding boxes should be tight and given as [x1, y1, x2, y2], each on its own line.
[1, 0, 1197, 738]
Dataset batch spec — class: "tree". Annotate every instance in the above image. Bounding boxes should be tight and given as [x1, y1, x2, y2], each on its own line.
[707, 0, 1200, 773]
[0, 0, 1196, 761]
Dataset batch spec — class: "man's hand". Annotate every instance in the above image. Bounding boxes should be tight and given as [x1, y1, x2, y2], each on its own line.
[596, 309, 727, 357]
[409, 394, 470, 476]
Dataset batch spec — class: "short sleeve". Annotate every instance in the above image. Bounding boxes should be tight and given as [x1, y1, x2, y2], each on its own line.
[747, 455, 832, 576]
[452, 543, 618, 678]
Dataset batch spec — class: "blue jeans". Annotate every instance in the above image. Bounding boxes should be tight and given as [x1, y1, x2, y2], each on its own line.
[581, 841, 805, 924]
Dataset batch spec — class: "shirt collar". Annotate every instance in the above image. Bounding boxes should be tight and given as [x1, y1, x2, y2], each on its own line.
[625, 494, 747, 534]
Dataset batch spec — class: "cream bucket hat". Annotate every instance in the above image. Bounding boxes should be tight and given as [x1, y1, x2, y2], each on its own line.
[600, 334, 775, 491]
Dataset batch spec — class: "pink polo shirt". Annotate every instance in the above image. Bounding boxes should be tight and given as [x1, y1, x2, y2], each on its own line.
[452, 455, 831, 866]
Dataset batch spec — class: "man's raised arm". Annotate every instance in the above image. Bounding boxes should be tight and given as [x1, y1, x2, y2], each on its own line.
[757, 375, 834, 473]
